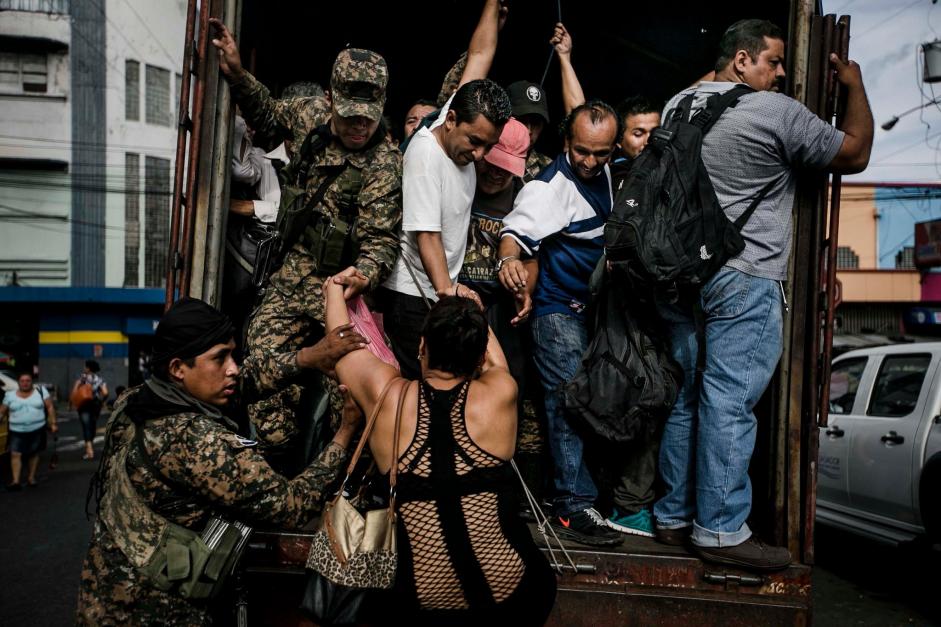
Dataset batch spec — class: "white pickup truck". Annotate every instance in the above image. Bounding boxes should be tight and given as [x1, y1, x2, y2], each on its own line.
[818, 342, 941, 544]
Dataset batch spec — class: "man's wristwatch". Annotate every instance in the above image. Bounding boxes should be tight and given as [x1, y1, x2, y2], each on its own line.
[495, 255, 518, 273]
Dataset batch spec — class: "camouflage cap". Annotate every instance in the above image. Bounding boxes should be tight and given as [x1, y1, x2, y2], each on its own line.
[331, 48, 388, 122]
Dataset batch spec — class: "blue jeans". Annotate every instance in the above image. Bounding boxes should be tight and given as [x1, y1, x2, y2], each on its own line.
[653, 268, 783, 548]
[531, 312, 597, 516]
[79, 406, 101, 443]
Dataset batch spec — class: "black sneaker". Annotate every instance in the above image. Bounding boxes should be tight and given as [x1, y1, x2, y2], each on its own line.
[551, 508, 623, 547]
[693, 537, 791, 572]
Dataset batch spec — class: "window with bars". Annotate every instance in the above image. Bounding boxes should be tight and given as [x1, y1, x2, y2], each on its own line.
[0, 0, 68, 13]
[175, 72, 182, 123]
[144, 156, 170, 287]
[895, 246, 915, 270]
[0, 52, 47, 94]
[125, 60, 140, 120]
[145, 65, 170, 126]
[124, 153, 140, 287]
[836, 246, 859, 269]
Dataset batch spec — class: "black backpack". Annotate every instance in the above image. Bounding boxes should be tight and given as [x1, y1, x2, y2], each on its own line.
[563, 274, 683, 443]
[604, 85, 774, 299]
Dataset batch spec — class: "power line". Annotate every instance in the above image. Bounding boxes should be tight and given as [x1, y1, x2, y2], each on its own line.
[854, 0, 921, 41]
[118, 0, 181, 68]
[0, 202, 138, 232]
[0, 178, 172, 197]
[0, 133, 177, 153]
[871, 130, 941, 164]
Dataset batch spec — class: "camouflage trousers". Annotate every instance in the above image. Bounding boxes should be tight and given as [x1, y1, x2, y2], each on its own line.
[242, 274, 344, 460]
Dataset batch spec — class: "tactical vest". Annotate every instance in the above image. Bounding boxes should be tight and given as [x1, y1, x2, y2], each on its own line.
[298, 166, 364, 274]
[98, 416, 250, 600]
[276, 124, 374, 276]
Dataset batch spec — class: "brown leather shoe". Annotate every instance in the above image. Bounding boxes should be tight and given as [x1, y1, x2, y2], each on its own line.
[655, 526, 691, 546]
[693, 537, 791, 572]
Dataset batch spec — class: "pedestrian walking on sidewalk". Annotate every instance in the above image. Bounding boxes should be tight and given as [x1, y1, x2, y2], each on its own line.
[1, 371, 57, 489]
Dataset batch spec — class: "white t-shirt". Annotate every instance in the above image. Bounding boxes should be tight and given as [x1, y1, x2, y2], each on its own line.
[383, 96, 476, 299]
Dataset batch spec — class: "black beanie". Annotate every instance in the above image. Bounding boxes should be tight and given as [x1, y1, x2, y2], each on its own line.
[151, 297, 234, 372]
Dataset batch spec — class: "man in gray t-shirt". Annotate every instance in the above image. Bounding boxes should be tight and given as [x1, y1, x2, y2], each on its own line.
[653, 19, 873, 572]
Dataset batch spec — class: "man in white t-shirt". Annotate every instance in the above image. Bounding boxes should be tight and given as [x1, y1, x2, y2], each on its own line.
[379, 79, 511, 377]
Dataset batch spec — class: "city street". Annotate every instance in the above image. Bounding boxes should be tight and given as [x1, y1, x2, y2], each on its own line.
[0, 410, 938, 626]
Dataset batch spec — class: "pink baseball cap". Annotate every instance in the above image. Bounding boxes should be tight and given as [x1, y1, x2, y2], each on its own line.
[484, 117, 530, 177]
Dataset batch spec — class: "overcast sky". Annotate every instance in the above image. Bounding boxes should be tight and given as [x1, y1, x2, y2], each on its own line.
[822, 0, 941, 183]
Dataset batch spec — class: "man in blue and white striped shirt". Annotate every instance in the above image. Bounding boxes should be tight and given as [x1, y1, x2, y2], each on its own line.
[495, 101, 623, 547]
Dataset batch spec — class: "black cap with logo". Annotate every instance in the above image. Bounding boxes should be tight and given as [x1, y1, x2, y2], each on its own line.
[506, 81, 550, 124]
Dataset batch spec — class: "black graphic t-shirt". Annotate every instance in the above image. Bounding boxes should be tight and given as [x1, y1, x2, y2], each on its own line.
[459, 181, 520, 305]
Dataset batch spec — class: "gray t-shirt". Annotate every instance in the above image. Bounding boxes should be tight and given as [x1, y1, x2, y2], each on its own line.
[664, 82, 844, 281]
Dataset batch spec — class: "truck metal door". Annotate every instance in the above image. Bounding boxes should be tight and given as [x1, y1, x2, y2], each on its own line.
[817, 355, 869, 510]
[846, 352, 935, 526]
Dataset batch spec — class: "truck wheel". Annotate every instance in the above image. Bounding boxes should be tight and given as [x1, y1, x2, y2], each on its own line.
[920, 455, 941, 543]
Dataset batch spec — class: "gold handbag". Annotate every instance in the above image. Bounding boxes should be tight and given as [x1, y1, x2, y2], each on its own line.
[306, 377, 409, 589]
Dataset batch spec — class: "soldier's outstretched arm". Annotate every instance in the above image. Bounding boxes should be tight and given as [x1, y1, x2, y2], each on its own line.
[210, 18, 321, 144]
[156, 415, 359, 529]
[351, 154, 403, 290]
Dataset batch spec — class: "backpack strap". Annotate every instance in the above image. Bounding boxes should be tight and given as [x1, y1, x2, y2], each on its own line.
[732, 178, 779, 231]
[668, 94, 695, 125]
[690, 84, 754, 134]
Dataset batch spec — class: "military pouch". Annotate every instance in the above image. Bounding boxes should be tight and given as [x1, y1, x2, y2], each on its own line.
[300, 213, 360, 275]
[98, 424, 253, 601]
[275, 184, 310, 256]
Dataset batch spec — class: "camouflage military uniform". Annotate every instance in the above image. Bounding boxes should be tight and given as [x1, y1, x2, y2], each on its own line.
[524, 150, 553, 183]
[231, 67, 402, 449]
[76, 387, 348, 625]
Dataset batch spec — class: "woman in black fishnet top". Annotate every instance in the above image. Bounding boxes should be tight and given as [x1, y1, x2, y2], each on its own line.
[325, 278, 556, 625]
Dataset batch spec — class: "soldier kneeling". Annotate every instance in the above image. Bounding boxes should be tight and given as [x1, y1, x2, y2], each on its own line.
[76, 298, 362, 625]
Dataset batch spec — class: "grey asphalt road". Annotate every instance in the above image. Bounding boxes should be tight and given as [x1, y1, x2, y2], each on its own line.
[0, 409, 938, 626]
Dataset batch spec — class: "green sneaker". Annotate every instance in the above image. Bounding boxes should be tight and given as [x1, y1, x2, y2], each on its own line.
[607, 507, 655, 538]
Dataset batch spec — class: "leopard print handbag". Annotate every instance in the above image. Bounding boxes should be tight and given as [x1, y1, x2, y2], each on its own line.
[306, 378, 409, 591]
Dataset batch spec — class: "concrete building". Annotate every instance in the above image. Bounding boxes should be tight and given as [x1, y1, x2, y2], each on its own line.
[0, 0, 186, 395]
[835, 182, 941, 345]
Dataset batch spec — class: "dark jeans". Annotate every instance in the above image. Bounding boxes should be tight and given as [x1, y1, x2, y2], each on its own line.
[79, 406, 101, 442]
[531, 312, 597, 516]
[375, 287, 429, 380]
[609, 430, 660, 515]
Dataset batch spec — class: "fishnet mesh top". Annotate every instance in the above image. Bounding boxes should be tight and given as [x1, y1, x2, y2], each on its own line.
[395, 379, 526, 611]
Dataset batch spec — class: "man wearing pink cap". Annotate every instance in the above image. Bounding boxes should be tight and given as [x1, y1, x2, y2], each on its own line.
[459, 117, 531, 314]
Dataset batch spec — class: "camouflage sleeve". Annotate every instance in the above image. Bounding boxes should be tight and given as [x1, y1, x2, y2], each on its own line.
[354, 151, 402, 289]
[157, 416, 349, 529]
[231, 71, 328, 147]
[436, 51, 468, 107]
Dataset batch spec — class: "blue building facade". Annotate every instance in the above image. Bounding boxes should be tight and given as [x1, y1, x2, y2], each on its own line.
[0, 287, 163, 400]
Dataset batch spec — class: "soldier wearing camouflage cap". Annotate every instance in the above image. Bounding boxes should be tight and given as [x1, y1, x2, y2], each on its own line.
[210, 19, 402, 458]
[76, 298, 363, 624]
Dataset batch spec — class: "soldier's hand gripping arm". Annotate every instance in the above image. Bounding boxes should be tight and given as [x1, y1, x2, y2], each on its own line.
[296, 323, 369, 377]
[210, 18, 326, 145]
[552, 22, 585, 115]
